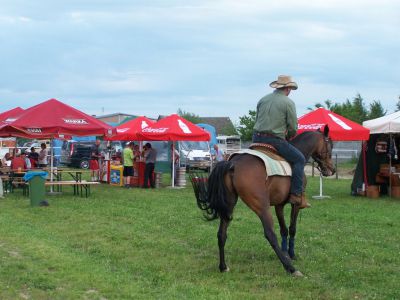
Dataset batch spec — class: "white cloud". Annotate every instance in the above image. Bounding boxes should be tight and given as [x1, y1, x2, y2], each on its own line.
[0, 15, 31, 23]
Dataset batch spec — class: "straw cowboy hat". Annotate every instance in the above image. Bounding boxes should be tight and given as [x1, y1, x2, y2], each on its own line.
[269, 75, 298, 90]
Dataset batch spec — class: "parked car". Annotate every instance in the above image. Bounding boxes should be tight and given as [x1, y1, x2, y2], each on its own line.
[60, 140, 122, 169]
[179, 141, 211, 172]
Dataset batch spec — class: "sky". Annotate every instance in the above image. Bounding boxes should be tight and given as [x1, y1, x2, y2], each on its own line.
[0, 0, 399, 125]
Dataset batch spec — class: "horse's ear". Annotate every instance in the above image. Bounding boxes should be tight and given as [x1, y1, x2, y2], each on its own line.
[323, 125, 329, 137]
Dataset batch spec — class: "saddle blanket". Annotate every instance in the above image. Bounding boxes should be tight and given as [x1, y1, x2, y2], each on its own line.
[230, 149, 292, 177]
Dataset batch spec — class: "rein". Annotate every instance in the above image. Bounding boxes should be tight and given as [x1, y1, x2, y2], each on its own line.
[312, 137, 331, 172]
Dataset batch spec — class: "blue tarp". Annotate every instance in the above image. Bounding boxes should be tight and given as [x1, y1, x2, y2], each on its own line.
[196, 123, 217, 147]
[23, 171, 48, 181]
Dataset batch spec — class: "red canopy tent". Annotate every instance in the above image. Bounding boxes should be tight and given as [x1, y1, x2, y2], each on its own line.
[137, 114, 211, 187]
[0, 107, 28, 138]
[297, 107, 370, 141]
[0, 107, 24, 122]
[106, 116, 155, 141]
[0, 121, 32, 138]
[297, 107, 370, 199]
[1, 99, 113, 138]
[0, 99, 114, 186]
[137, 114, 210, 141]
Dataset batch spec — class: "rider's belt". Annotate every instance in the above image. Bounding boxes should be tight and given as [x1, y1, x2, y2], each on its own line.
[254, 131, 277, 138]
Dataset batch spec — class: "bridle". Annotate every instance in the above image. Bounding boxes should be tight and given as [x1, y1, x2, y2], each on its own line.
[312, 136, 333, 173]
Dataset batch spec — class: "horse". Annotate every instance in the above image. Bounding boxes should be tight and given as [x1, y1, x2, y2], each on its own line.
[190, 126, 335, 276]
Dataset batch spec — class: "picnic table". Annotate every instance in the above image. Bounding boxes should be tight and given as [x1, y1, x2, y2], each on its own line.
[35, 168, 99, 197]
[0, 167, 99, 198]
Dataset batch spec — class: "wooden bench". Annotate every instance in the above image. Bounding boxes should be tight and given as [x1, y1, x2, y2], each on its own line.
[1, 175, 25, 194]
[24, 180, 100, 198]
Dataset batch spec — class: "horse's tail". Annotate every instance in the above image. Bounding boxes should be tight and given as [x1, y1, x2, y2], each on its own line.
[189, 161, 234, 221]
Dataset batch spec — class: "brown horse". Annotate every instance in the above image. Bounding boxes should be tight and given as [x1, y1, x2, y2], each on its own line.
[190, 127, 335, 276]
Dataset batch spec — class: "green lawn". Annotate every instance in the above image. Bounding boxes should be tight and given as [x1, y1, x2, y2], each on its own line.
[0, 175, 399, 299]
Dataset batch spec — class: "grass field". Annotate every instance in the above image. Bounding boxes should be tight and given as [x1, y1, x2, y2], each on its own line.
[0, 174, 399, 299]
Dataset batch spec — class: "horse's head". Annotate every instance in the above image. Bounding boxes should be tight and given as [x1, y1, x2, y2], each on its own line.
[312, 126, 335, 177]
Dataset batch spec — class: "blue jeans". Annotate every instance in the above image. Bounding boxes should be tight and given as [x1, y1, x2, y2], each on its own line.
[252, 133, 305, 195]
[143, 162, 155, 188]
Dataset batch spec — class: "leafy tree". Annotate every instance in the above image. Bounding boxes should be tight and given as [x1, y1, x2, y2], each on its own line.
[177, 108, 202, 124]
[309, 94, 386, 124]
[396, 96, 400, 111]
[351, 93, 368, 123]
[307, 99, 333, 111]
[237, 110, 256, 141]
[219, 124, 238, 136]
[367, 100, 387, 120]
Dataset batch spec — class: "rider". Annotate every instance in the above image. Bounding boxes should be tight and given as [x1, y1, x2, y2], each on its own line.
[252, 75, 310, 209]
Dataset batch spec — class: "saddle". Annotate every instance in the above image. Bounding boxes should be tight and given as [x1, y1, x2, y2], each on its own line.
[249, 143, 286, 161]
[229, 143, 292, 177]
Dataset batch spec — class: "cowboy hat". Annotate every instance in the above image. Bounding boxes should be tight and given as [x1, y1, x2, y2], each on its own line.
[269, 75, 298, 90]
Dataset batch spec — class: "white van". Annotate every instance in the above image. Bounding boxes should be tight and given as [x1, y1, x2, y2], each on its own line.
[217, 135, 241, 155]
[179, 141, 211, 171]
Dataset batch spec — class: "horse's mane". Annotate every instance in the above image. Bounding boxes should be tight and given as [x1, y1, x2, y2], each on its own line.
[290, 131, 323, 159]
[290, 131, 320, 142]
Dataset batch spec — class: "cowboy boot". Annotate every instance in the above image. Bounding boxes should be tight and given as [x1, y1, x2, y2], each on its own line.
[299, 193, 311, 209]
[288, 193, 302, 205]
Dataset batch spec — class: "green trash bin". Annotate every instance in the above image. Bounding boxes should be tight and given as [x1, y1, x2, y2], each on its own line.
[23, 171, 48, 207]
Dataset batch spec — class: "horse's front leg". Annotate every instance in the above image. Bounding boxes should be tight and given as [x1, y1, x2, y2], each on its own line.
[217, 217, 231, 272]
[259, 209, 298, 275]
[288, 204, 301, 259]
[274, 204, 289, 253]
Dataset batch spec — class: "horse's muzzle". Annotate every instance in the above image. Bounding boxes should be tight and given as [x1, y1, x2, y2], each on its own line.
[322, 166, 335, 177]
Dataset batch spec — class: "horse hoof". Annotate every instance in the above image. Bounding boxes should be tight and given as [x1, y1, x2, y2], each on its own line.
[221, 266, 230, 272]
[292, 270, 304, 277]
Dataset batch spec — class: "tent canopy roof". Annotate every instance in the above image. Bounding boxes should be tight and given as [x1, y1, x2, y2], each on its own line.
[297, 107, 370, 141]
[363, 111, 400, 134]
[137, 114, 210, 141]
[1, 99, 113, 138]
[107, 116, 155, 141]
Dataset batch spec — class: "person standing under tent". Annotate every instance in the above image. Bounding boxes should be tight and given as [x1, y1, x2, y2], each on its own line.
[28, 146, 39, 168]
[22, 151, 31, 169]
[122, 142, 134, 188]
[142, 142, 157, 188]
[170, 143, 180, 185]
[38, 143, 48, 168]
[132, 144, 141, 176]
[89, 139, 101, 181]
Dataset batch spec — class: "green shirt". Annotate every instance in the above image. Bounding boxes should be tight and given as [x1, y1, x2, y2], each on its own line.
[123, 147, 134, 167]
[253, 90, 298, 139]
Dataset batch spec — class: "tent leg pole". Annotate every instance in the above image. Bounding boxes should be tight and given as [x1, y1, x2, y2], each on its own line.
[335, 154, 338, 180]
[319, 174, 323, 196]
[50, 138, 54, 193]
[172, 143, 175, 188]
[389, 133, 392, 198]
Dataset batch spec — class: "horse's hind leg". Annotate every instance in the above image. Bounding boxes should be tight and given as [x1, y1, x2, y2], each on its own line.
[275, 204, 289, 254]
[259, 209, 297, 274]
[218, 217, 231, 272]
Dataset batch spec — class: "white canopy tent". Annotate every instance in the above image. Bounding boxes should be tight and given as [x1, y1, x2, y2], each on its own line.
[363, 111, 400, 134]
[363, 111, 400, 197]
